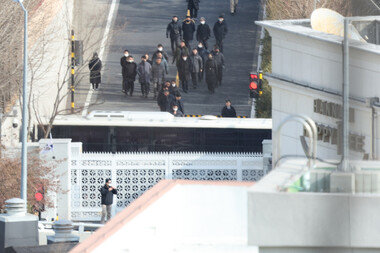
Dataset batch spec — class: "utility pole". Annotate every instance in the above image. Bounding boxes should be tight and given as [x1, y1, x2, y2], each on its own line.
[71, 30, 75, 113]
[341, 18, 350, 171]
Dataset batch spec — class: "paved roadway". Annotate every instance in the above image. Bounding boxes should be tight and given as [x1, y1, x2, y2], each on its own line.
[79, 0, 261, 116]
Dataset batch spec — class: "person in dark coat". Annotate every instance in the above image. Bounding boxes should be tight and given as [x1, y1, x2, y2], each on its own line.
[157, 89, 174, 112]
[124, 56, 137, 96]
[212, 45, 225, 87]
[152, 44, 169, 62]
[187, 0, 200, 18]
[221, 99, 237, 117]
[89, 52, 102, 90]
[137, 55, 152, 98]
[213, 15, 228, 52]
[196, 17, 211, 50]
[182, 16, 195, 49]
[151, 58, 166, 98]
[177, 54, 192, 93]
[197, 42, 209, 82]
[99, 178, 117, 224]
[205, 53, 218, 93]
[120, 50, 129, 92]
[170, 80, 179, 95]
[189, 48, 203, 89]
[171, 92, 185, 114]
[166, 16, 182, 54]
[173, 41, 189, 67]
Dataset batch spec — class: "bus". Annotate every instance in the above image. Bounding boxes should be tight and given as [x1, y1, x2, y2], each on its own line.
[41, 111, 272, 153]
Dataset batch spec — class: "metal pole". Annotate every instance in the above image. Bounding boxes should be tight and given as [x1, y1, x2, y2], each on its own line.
[71, 30, 75, 113]
[314, 0, 317, 10]
[341, 18, 349, 171]
[20, 1, 28, 204]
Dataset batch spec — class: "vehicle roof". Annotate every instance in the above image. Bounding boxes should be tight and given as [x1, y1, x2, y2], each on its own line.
[52, 111, 272, 129]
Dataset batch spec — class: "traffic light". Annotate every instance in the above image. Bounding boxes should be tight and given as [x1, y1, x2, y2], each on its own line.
[249, 73, 259, 99]
[33, 184, 45, 218]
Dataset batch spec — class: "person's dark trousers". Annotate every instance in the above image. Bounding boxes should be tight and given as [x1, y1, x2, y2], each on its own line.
[184, 40, 192, 50]
[217, 67, 223, 86]
[91, 83, 99, 89]
[200, 39, 208, 50]
[141, 82, 150, 97]
[189, 7, 198, 18]
[122, 78, 128, 92]
[171, 37, 180, 54]
[181, 79, 189, 92]
[216, 39, 224, 52]
[126, 80, 134, 95]
[191, 72, 199, 88]
[198, 71, 203, 83]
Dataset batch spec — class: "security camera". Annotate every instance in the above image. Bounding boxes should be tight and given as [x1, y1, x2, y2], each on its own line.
[12, 118, 18, 128]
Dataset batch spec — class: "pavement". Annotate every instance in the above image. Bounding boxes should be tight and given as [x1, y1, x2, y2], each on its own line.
[75, 0, 262, 117]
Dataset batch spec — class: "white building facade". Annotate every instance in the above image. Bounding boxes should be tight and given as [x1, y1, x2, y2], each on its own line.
[257, 18, 380, 163]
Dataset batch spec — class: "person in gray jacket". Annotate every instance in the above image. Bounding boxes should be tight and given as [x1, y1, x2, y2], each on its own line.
[156, 52, 169, 75]
[212, 45, 225, 87]
[189, 48, 203, 89]
[137, 55, 152, 98]
[151, 58, 166, 99]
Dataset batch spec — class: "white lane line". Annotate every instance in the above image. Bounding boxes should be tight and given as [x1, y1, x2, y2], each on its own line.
[82, 0, 119, 117]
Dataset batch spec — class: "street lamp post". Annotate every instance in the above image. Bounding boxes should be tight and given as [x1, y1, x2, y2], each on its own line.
[13, 0, 28, 205]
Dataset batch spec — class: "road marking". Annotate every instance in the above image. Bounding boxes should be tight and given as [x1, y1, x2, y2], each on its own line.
[82, 0, 120, 117]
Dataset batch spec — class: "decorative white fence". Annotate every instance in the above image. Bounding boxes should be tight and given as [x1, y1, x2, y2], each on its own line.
[70, 152, 265, 221]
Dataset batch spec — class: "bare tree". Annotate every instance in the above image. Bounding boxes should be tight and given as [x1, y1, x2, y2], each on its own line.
[0, 147, 61, 213]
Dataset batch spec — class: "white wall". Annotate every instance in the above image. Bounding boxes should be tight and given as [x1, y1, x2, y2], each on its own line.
[264, 23, 380, 162]
[93, 184, 249, 252]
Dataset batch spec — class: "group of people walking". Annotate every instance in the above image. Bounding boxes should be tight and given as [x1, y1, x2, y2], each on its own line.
[166, 11, 228, 94]
[88, 0, 238, 114]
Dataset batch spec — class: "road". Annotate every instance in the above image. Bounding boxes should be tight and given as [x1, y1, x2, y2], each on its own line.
[76, 0, 261, 117]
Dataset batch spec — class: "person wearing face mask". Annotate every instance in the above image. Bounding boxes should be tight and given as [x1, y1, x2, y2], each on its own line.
[196, 42, 209, 83]
[212, 45, 225, 87]
[171, 92, 185, 114]
[124, 56, 137, 96]
[205, 53, 218, 93]
[189, 48, 203, 89]
[171, 104, 184, 117]
[230, 0, 238, 15]
[182, 15, 196, 49]
[196, 17, 211, 50]
[137, 55, 152, 98]
[120, 50, 129, 93]
[173, 40, 189, 67]
[152, 44, 169, 62]
[177, 54, 192, 93]
[213, 14, 228, 52]
[170, 80, 179, 95]
[166, 16, 183, 54]
[221, 99, 237, 117]
[186, 0, 200, 18]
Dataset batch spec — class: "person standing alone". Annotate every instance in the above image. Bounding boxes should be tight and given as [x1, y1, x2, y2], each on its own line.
[100, 178, 117, 224]
[89, 52, 102, 90]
